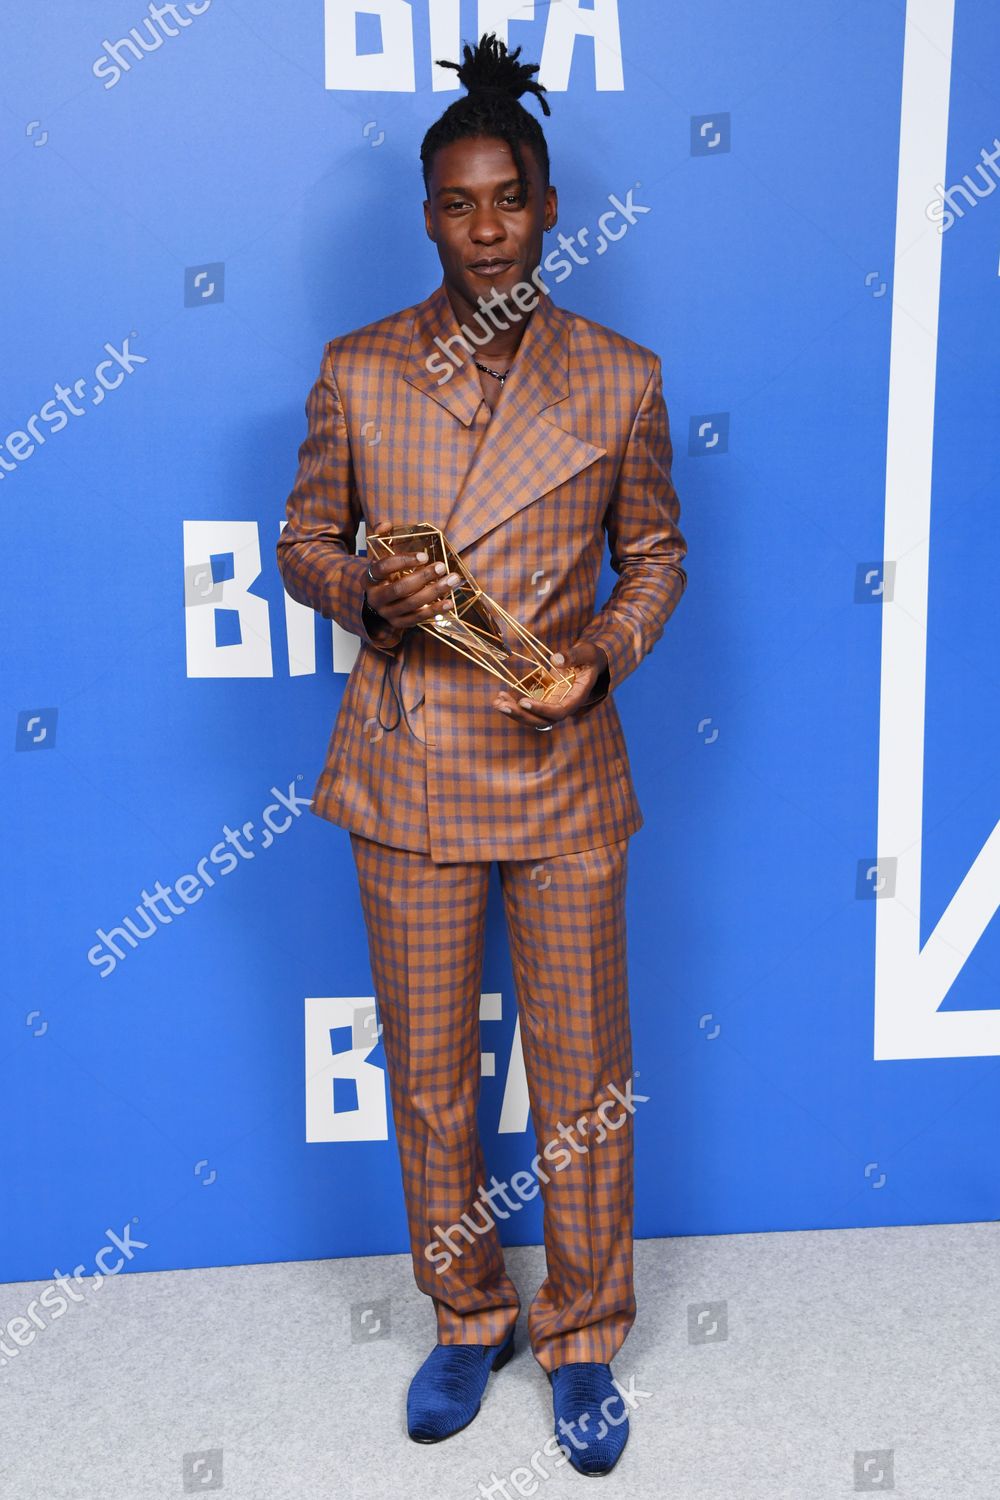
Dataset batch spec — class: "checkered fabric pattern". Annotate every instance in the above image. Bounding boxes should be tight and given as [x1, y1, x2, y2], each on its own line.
[276, 277, 687, 863]
[349, 829, 637, 1373]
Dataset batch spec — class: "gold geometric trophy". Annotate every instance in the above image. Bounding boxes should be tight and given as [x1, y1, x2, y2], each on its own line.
[366, 520, 576, 704]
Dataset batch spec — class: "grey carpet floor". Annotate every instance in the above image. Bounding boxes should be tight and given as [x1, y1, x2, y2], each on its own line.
[1, 1222, 997, 1498]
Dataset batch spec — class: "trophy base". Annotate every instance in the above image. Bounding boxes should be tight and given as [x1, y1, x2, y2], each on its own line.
[518, 664, 576, 704]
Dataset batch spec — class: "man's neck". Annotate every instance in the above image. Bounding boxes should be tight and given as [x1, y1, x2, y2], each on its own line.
[443, 280, 535, 365]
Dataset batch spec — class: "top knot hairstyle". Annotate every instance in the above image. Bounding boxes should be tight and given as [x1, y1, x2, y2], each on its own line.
[420, 32, 552, 201]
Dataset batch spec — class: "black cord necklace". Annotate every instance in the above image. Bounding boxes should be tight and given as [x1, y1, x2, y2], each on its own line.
[474, 359, 510, 383]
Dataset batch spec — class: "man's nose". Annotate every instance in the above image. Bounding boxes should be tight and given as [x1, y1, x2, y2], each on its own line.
[469, 208, 508, 242]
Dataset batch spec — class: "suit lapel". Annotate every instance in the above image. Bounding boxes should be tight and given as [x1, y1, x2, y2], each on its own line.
[401, 280, 484, 427]
[402, 278, 606, 556]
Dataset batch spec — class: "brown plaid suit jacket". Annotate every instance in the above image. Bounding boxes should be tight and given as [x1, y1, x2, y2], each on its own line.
[276, 277, 687, 863]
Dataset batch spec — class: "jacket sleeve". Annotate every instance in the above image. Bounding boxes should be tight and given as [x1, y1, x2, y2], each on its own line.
[276, 341, 405, 655]
[575, 355, 687, 702]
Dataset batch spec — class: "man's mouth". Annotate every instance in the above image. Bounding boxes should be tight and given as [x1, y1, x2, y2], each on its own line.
[468, 258, 514, 277]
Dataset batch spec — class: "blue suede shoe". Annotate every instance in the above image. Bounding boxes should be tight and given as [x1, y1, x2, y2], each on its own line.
[549, 1361, 629, 1476]
[406, 1330, 515, 1443]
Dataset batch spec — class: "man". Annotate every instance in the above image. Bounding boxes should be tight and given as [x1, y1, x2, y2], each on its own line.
[276, 33, 687, 1477]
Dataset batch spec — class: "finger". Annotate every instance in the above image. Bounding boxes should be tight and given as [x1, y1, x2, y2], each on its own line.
[521, 699, 560, 723]
[516, 692, 556, 718]
[375, 568, 462, 629]
[374, 561, 446, 600]
[395, 573, 464, 621]
[371, 550, 435, 584]
[494, 689, 560, 727]
[393, 564, 461, 604]
[495, 699, 549, 726]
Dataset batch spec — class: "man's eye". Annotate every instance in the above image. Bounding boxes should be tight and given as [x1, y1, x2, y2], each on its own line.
[443, 195, 521, 212]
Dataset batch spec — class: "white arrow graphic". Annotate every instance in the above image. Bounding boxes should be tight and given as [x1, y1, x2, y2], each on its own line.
[875, 0, 1000, 1059]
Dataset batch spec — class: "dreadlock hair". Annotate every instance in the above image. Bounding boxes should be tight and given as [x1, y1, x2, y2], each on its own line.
[420, 32, 551, 205]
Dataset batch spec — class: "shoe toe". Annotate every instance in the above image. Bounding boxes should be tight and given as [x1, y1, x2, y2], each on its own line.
[406, 1336, 513, 1443]
[407, 1399, 471, 1443]
[550, 1362, 630, 1476]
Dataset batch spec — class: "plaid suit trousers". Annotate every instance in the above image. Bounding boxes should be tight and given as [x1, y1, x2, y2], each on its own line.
[349, 828, 637, 1372]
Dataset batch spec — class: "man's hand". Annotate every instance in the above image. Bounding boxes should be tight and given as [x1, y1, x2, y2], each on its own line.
[364, 520, 462, 632]
[493, 641, 610, 727]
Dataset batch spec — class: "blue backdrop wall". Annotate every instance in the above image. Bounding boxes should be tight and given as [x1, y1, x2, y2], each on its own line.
[4, 0, 999, 1291]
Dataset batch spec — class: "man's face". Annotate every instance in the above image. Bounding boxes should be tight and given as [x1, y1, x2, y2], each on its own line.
[423, 134, 557, 325]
